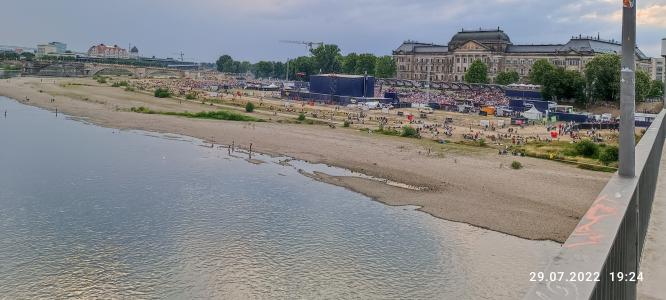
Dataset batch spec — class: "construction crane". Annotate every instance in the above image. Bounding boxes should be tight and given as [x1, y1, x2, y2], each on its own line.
[171, 51, 185, 62]
[279, 40, 324, 53]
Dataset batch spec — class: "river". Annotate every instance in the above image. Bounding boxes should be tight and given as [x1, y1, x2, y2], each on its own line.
[0, 96, 559, 299]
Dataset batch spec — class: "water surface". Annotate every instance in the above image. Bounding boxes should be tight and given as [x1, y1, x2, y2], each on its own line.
[0, 97, 558, 299]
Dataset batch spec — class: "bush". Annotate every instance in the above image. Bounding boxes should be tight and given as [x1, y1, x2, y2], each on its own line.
[401, 126, 419, 138]
[124, 86, 135, 92]
[112, 81, 129, 87]
[574, 139, 600, 158]
[154, 88, 171, 98]
[297, 112, 306, 121]
[343, 120, 350, 127]
[599, 146, 619, 165]
[185, 92, 196, 100]
[245, 102, 255, 112]
[511, 161, 523, 170]
[96, 77, 107, 84]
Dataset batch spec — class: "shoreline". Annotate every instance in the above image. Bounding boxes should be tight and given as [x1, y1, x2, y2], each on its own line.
[0, 77, 611, 242]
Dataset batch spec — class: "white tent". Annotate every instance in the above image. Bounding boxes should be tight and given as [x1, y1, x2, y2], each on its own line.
[522, 106, 543, 120]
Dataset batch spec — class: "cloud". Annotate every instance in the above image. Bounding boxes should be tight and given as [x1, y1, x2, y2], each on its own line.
[637, 4, 666, 27]
[1, 0, 664, 61]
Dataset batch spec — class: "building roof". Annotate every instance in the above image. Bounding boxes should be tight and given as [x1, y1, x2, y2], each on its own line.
[394, 35, 650, 60]
[394, 41, 448, 54]
[557, 37, 648, 60]
[130, 46, 139, 53]
[450, 29, 511, 45]
[506, 44, 563, 53]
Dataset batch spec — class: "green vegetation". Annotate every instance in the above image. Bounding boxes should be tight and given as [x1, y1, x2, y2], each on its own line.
[216, 45, 396, 80]
[130, 107, 264, 122]
[541, 67, 586, 104]
[0, 51, 33, 61]
[598, 146, 619, 165]
[374, 56, 398, 78]
[401, 126, 419, 138]
[574, 139, 600, 158]
[185, 92, 197, 100]
[297, 112, 306, 121]
[310, 44, 343, 75]
[528, 59, 556, 85]
[124, 86, 135, 92]
[514, 140, 619, 171]
[245, 102, 255, 113]
[511, 161, 523, 170]
[585, 54, 621, 103]
[96, 77, 107, 84]
[648, 79, 664, 99]
[635, 70, 651, 102]
[154, 88, 171, 98]
[343, 120, 350, 128]
[372, 128, 401, 136]
[494, 70, 520, 85]
[464, 60, 489, 84]
[111, 81, 129, 87]
[527, 55, 656, 105]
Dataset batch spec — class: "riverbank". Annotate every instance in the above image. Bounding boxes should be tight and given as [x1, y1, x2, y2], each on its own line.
[0, 77, 611, 242]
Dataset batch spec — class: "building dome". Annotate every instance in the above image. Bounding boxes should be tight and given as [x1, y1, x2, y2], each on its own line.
[449, 29, 511, 45]
[130, 46, 139, 53]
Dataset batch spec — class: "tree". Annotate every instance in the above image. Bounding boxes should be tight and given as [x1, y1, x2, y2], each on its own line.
[528, 59, 555, 85]
[635, 70, 651, 102]
[648, 79, 664, 99]
[216, 55, 234, 73]
[0, 51, 19, 60]
[154, 88, 171, 98]
[289, 56, 315, 81]
[20, 52, 35, 61]
[239, 61, 252, 74]
[355, 53, 376, 75]
[464, 60, 488, 84]
[585, 54, 621, 103]
[273, 61, 286, 79]
[342, 53, 358, 74]
[310, 44, 342, 74]
[253, 61, 274, 78]
[375, 56, 397, 78]
[494, 70, 520, 85]
[245, 102, 255, 112]
[542, 68, 586, 104]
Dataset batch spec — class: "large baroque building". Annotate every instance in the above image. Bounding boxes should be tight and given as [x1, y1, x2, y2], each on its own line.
[393, 28, 651, 83]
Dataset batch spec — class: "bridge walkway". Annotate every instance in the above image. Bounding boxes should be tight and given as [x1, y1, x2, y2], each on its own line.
[638, 141, 666, 300]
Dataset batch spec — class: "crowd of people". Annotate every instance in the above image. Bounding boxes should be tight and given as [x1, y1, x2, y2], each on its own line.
[378, 86, 510, 107]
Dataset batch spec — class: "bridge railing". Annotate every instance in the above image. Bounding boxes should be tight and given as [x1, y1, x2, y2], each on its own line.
[525, 109, 666, 300]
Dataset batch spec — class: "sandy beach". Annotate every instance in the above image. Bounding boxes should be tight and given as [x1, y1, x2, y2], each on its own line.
[0, 77, 610, 242]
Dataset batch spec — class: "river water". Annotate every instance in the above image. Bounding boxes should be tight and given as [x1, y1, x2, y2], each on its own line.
[0, 96, 559, 299]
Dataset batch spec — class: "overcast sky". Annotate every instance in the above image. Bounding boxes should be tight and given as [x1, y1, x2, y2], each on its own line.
[1, 0, 664, 62]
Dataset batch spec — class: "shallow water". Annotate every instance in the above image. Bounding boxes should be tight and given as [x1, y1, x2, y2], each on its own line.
[0, 96, 559, 299]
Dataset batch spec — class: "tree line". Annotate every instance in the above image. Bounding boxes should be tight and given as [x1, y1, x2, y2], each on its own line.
[216, 44, 397, 80]
[463, 54, 664, 104]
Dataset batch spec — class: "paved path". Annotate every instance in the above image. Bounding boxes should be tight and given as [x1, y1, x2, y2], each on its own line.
[638, 143, 666, 300]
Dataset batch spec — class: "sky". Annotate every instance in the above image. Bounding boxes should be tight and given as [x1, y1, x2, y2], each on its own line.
[1, 0, 665, 63]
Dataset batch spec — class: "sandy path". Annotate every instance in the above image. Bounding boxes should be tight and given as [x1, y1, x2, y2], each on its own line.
[0, 77, 611, 242]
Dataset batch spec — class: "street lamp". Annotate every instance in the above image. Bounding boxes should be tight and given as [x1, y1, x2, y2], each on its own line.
[619, 0, 636, 178]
